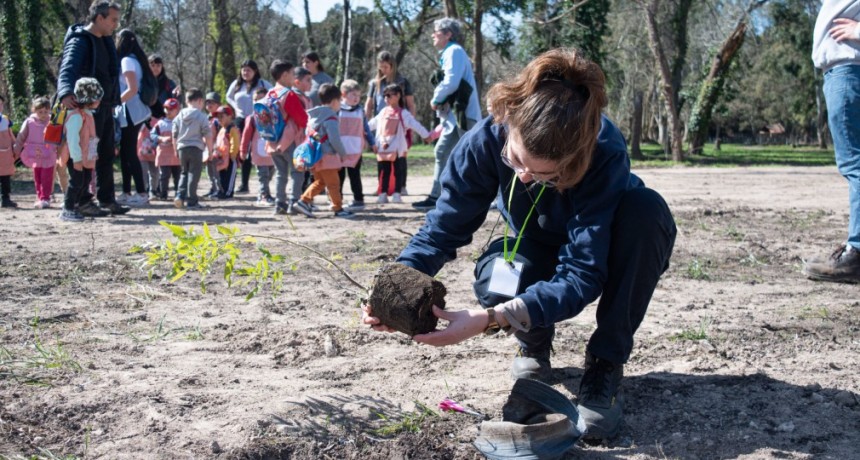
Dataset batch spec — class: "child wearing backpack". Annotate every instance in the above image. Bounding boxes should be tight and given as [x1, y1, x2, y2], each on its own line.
[241, 87, 275, 206]
[14, 96, 57, 208]
[293, 84, 354, 219]
[337, 80, 375, 210]
[152, 98, 181, 200]
[213, 105, 239, 199]
[138, 118, 160, 200]
[261, 60, 308, 215]
[368, 85, 431, 204]
[204, 92, 223, 199]
[0, 94, 18, 209]
[172, 88, 214, 210]
[58, 78, 103, 222]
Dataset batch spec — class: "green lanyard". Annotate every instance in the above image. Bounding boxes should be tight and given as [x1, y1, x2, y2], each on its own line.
[503, 180, 546, 264]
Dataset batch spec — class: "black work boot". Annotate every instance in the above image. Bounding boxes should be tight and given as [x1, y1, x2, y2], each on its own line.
[1, 196, 17, 208]
[510, 347, 553, 383]
[577, 351, 623, 440]
[803, 243, 860, 283]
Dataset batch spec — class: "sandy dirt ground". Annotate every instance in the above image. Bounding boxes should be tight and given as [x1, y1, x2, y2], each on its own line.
[0, 165, 858, 460]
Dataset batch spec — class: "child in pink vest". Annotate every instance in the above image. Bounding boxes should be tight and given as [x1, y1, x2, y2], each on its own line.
[152, 98, 181, 200]
[0, 95, 18, 208]
[59, 77, 103, 222]
[337, 79, 376, 210]
[368, 85, 431, 204]
[241, 87, 275, 206]
[138, 118, 160, 199]
[15, 97, 58, 208]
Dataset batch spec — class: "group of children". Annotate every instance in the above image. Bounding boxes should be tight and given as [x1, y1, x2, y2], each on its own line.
[0, 60, 438, 221]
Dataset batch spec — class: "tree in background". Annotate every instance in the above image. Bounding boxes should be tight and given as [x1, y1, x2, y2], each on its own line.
[211, 0, 237, 97]
[0, 0, 29, 122]
[23, 0, 48, 98]
[519, 0, 610, 67]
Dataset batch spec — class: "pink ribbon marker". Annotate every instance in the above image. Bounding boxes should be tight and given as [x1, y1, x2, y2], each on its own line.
[439, 397, 486, 419]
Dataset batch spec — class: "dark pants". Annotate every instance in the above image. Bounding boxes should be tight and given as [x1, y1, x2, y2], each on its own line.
[396, 157, 408, 192]
[159, 165, 181, 198]
[88, 109, 116, 205]
[377, 158, 404, 195]
[218, 159, 237, 198]
[338, 156, 364, 202]
[119, 120, 146, 194]
[473, 187, 676, 364]
[177, 147, 203, 206]
[64, 161, 92, 211]
[0, 175, 10, 199]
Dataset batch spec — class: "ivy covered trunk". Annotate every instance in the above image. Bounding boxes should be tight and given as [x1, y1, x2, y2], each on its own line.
[23, 0, 47, 98]
[368, 263, 446, 336]
[0, 0, 29, 122]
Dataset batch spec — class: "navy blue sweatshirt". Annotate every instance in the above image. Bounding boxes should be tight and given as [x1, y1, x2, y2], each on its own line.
[397, 115, 643, 328]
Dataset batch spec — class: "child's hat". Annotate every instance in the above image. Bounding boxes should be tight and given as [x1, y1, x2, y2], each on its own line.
[205, 92, 221, 103]
[163, 98, 180, 110]
[74, 77, 104, 105]
[215, 105, 234, 117]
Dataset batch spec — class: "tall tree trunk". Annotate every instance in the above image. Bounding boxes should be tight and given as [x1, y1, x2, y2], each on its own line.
[304, 0, 316, 50]
[122, 0, 136, 28]
[444, 0, 458, 18]
[23, 0, 47, 97]
[631, 90, 644, 160]
[337, 0, 351, 83]
[641, 0, 684, 161]
[212, 0, 236, 97]
[688, 19, 747, 154]
[0, 0, 28, 121]
[473, 0, 484, 101]
[670, 0, 693, 111]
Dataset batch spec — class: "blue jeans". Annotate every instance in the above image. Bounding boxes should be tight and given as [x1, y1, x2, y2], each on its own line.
[824, 64, 860, 250]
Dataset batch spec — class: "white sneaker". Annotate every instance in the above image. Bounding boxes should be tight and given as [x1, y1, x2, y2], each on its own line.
[127, 193, 149, 206]
[391, 193, 403, 203]
[376, 193, 388, 204]
[116, 193, 132, 205]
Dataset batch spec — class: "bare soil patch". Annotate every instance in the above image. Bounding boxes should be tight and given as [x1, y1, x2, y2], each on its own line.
[1, 166, 858, 459]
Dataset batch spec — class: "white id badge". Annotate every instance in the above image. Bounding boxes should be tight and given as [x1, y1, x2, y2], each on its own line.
[487, 257, 523, 298]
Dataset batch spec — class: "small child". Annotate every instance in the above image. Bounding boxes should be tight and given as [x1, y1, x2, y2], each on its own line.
[213, 105, 239, 199]
[204, 92, 223, 198]
[138, 118, 160, 200]
[15, 96, 57, 208]
[337, 80, 375, 210]
[240, 87, 275, 206]
[293, 84, 354, 219]
[265, 60, 307, 215]
[152, 98, 181, 200]
[58, 78, 103, 221]
[172, 88, 215, 210]
[0, 95, 18, 208]
[293, 67, 315, 193]
[368, 85, 431, 204]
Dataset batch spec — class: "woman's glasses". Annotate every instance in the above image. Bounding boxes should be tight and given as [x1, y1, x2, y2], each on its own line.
[501, 143, 559, 187]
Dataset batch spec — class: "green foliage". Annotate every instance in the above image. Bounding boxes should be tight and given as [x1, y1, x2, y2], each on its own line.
[0, 0, 30, 121]
[633, 143, 836, 167]
[23, 0, 48, 97]
[671, 317, 712, 341]
[0, 313, 82, 386]
[519, 0, 610, 66]
[373, 401, 438, 437]
[685, 258, 711, 281]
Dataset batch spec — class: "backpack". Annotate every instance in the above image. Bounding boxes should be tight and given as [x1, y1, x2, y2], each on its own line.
[253, 88, 287, 142]
[292, 116, 336, 172]
[44, 101, 69, 146]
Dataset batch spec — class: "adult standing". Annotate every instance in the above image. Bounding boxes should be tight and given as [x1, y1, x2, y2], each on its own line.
[226, 59, 272, 193]
[364, 49, 676, 440]
[56, 0, 129, 216]
[301, 51, 334, 107]
[412, 18, 482, 212]
[805, 1, 860, 282]
[114, 29, 153, 206]
[148, 53, 179, 119]
[366, 51, 417, 195]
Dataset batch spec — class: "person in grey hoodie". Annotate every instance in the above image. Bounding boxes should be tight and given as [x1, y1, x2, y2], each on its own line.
[293, 84, 355, 219]
[804, 1, 860, 282]
[171, 89, 214, 209]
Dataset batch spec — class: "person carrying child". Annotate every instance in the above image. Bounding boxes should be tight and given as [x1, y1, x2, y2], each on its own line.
[0, 94, 18, 209]
[213, 105, 240, 199]
[263, 60, 308, 215]
[172, 88, 214, 210]
[337, 79, 375, 210]
[293, 84, 355, 219]
[58, 78, 104, 221]
[368, 85, 432, 204]
[14, 96, 58, 208]
[152, 98, 181, 200]
[240, 87, 275, 206]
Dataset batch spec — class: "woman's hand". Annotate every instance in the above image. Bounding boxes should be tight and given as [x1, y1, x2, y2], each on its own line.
[361, 304, 396, 333]
[413, 305, 487, 347]
[830, 18, 860, 42]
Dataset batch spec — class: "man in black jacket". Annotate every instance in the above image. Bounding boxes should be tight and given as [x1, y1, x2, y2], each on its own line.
[56, 1, 129, 216]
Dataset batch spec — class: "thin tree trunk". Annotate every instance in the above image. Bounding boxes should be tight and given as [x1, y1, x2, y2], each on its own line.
[631, 90, 644, 160]
[473, 0, 484, 101]
[670, 0, 693, 111]
[212, 0, 236, 95]
[641, 0, 684, 161]
[0, 0, 28, 120]
[688, 19, 748, 154]
[23, 0, 48, 97]
[337, 0, 351, 83]
[304, 0, 315, 50]
[122, 0, 136, 28]
[444, 0, 458, 18]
